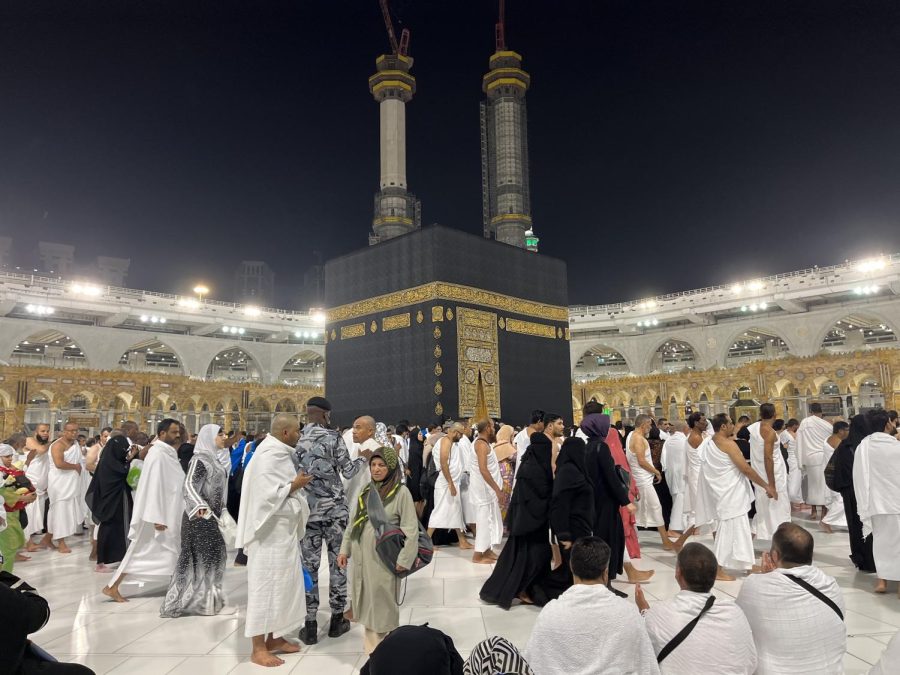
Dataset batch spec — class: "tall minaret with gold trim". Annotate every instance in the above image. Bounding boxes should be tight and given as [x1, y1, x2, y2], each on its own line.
[369, 53, 421, 245]
[480, 23, 534, 250]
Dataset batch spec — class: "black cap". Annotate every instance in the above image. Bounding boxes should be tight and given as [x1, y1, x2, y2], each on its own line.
[306, 396, 332, 411]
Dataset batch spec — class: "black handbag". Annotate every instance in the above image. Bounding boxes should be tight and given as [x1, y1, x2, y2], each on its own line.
[614, 465, 631, 493]
[366, 486, 434, 579]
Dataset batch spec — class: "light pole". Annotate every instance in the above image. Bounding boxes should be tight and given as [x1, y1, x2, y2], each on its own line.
[193, 284, 210, 302]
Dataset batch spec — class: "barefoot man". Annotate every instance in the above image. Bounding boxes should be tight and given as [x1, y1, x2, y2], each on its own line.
[23, 424, 51, 551]
[696, 414, 776, 581]
[235, 413, 312, 667]
[427, 422, 472, 550]
[45, 421, 83, 554]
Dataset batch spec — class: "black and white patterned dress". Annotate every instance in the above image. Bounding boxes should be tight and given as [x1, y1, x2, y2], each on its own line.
[160, 449, 228, 618]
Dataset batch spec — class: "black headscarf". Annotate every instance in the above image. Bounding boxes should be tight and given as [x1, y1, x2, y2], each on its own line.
[85, 435, 132, 524]
[360, 624, 464, 675]
[833, 413, 872, 491]
[554, 437, 589, 484]
[507, 433, 554, 536]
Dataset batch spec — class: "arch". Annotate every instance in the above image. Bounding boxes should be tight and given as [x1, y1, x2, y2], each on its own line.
[206, 345, 263, 382]
[278, 350, 326, 386]
[644, 336, 704, 374]
[814, 311, 899, 354]
[118, 338, 185, 373]
[573, 344, 635, 379]
[9, 329, 89, 368]
[0, 388, 11, 409]
[275, 398, 298, 413]
[721, 325, 793, 367]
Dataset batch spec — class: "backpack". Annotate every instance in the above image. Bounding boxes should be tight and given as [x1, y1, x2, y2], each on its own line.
[367, 486, 434, 579]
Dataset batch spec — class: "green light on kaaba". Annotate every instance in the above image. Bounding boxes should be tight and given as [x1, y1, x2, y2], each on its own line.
[526, 236, 539, 246]
[603, 407, 611, 415]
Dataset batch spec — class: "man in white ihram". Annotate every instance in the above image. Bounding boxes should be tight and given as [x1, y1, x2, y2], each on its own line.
[103, 418, 185, 602]
[45, 421, 83, 554]
[748, 403, 791, 542]
[660, 420, 688, 534]
[235, 412, 312, 668]
[795, 403, 832, 520]
[852, 408, 900, 595]
[737, 522, 845, 674]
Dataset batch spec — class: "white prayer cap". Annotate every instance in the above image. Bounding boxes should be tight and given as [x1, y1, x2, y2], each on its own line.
[0, 444, 14, 457]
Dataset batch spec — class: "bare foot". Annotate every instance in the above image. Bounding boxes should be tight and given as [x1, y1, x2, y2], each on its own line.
[95, 564, 114, 573]
[57, 542, 72, 554]
[625, 569, 655, 583]
[516, 591, 534, 605]
[716, 568, 736, 582]
[457, 540, 474, 550]
[344, 608, 355, 622]
[820, 521, 833, 534]
[661, 542, 675, 551]
[16, 552, 32, 562]
[265, 637, 300, 654]
[667, 530, 683, 538]
[874, 579, 888, 594]
[25, 541, 45, 552]
[485, 550, 499, 560]
[251, 648, 285, 667]
[102, 586, 128, 603]
[472, 554, 494, 565]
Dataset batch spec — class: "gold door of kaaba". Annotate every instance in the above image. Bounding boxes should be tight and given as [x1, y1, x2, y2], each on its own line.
[456, 307, 501, 418]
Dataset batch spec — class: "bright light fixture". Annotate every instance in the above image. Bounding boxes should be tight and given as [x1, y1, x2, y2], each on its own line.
[243, 306, 261, 317]
[310, 310, 327, 325]
[71, 282, 102, 296]
[857, 258, 886, 273]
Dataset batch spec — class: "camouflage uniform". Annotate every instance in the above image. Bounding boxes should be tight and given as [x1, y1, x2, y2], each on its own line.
[295, 423, 367, 621]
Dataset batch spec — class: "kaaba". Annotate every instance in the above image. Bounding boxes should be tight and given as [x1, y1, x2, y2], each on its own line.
[324, 225, 572, 427]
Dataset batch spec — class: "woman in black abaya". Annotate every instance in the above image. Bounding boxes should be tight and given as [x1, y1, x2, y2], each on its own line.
[85, 435, 134, 572]
[833, 413, 876, 572]
[480, 432, 554, 610]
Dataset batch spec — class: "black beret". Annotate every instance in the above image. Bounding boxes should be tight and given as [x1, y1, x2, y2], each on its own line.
[306, 396, 332, 411]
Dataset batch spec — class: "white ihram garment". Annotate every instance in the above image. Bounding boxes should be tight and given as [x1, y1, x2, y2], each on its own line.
[343, 434, 378, 511]
[235, 433, 310, 638]
[466, 442, 503, 552]
[643, 590, 757, 674]
[796, 415, 832, 506]
[511, 427, 530, 484]
[47, 443, 84, 540]
[428, 439, 464, 530]
[457, 434, 477, 524]
[737, 564, 845, 675]
[626, 432, 664, 528]
[680, 435, 703, 530]
[23, 451, 49, 538]
[780, 430, 803, 503]
[110, 441, 185, 586]
[695, 438, 755, 571]
[853, 431, 900, 580]
[820, 440, 847, 528]
[661, 432, 687, 531]
[748, 422, 791, 541]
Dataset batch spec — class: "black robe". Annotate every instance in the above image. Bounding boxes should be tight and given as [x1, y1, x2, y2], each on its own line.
[584, 436, 630, 579]
[480, 432, 553, 609]
[406, 430, 424, 502]
[833, 415, 876, 572]
[85, 436, 133, 566]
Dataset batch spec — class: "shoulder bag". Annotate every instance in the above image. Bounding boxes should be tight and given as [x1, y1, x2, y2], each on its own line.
[657, 595, 715, 663]
[783, 573, 844, 621]
[366, 486, 434, 579]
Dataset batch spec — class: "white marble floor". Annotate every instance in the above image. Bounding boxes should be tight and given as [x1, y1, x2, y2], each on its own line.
[15, 516, 898, 674]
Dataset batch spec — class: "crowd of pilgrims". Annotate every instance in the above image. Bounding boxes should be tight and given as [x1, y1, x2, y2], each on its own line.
[3, 395, 900, 674]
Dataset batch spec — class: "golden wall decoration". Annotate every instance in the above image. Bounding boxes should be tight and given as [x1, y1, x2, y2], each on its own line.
[382, 313, 411, 332]
[370, 320, 378, 333]
[326, 282, 568, 323]
[433, 327, 442, 339]
[434, 381, 443, 395]
[435, 402, 444, 416]
[434, 345, 442, 358]
[330, 329, 337, 341]
[432, 306, 444, 322]
[340, 324, 365, 340]
[446, 308, 454, 321]
[456, 307, 501, 418]
[498, 317, 506, 329]
[416, 310, 424, 324]
[505, 318, 557, 339]
[434, 363, 443, 376]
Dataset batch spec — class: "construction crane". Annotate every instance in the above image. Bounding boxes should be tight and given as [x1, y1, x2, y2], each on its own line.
[495, 0, 506, 51]
[379, 0, 410, 57]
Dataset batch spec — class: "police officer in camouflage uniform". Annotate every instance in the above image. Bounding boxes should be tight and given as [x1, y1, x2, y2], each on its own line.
[295, 396, 372, 645]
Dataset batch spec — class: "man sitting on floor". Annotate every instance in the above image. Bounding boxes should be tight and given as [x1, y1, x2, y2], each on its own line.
[637, 542, 757, 674]
[737, 522, 846, 674]
[523, 536, 659, 675]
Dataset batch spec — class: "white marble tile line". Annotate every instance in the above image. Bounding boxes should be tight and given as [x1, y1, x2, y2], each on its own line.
[15, 515, 897, 674]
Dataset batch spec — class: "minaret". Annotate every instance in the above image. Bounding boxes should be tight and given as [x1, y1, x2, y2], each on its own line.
[368, 53, 421, 244]
[480, 7, 534, 250]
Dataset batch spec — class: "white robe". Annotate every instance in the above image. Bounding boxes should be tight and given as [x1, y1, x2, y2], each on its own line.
[428, 438, 465, 530]
[737, 564, 845, 675]
[46, 442, 84, 540]
[524, 584, 660, 675]
[466, 441, 503, 551]
[457, 435, 477, 524]
[23, 450, 49, 538]
[780, 430, 802, 503]
[235, 433, 310, 638]
[853, 432, 900, 580]
[643, 590, 757, 674]
[821, 440, 847, 528]
[662, 432, 687, 531]
[796, 415, 832, 506]
[512, 427, 531, 482]
[111, 441, 184, 586]
[748, 422, 791, 541]
[626, 432, 664, 528]
[343, 433, 378, 511]
[680, 434, 703, 530]
[695, 438, 755, 570]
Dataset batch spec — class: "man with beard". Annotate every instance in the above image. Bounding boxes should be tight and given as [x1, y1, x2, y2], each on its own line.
[23, 424, 51, 552]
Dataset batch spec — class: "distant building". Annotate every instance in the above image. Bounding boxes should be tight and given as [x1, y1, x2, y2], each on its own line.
[298, 251, 325, 310]
[95, 256, 131, 287]
[234, 260, 275, 306]
[38, 241, 75, 277]
[0, 236, 11, 271]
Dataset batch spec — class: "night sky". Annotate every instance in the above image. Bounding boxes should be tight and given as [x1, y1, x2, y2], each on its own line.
[2, 0, 900, 307]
